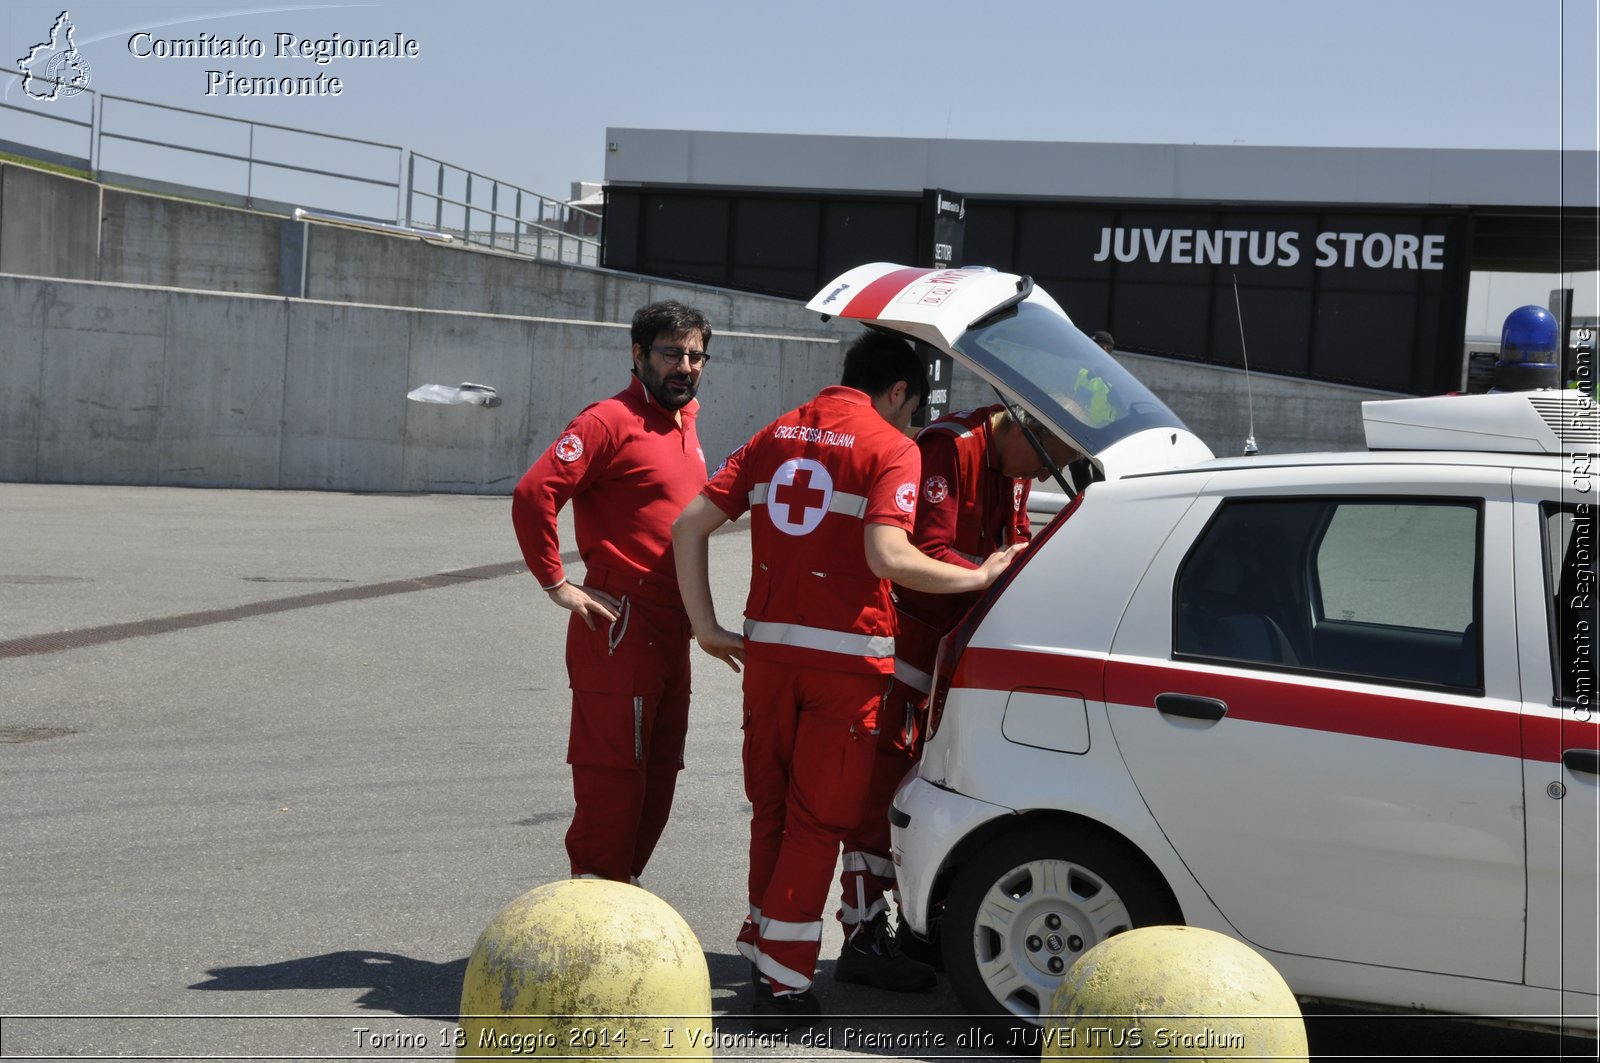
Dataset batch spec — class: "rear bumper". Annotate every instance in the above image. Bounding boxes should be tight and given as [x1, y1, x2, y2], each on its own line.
[889, 774, 1011, 935]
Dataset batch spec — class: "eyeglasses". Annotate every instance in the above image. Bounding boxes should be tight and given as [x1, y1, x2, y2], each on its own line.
[650, 345, 709, 368]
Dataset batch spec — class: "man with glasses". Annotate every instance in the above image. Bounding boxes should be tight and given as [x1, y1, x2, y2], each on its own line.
[512, 301, 712, 884]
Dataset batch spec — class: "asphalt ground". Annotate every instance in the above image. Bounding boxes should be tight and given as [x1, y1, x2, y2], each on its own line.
[0, 484, 1590, 1062]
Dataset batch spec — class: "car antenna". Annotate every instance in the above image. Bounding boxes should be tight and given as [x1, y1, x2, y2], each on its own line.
[1231, 273, 1260, 456]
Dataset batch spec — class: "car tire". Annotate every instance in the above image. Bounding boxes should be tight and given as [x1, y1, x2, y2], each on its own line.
[941, 824, 1179, 1032]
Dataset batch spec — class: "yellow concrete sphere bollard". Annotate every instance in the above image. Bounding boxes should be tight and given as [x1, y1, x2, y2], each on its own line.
[1042, 925, 1308, 1061]
[458, 880, 712, 1059]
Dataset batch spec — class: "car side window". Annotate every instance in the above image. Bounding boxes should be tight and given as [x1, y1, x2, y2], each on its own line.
[1544, 503, 1597, 705]
[1175, 498, 1482, 691]
[1315, 504, 1476, 633]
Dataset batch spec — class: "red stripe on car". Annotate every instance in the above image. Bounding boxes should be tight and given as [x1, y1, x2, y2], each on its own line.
[1523, 711, 1600, 762]
[952, 647, 1106, 698]
[951, 646, 1600, 763]
[840, 267, 933, 319]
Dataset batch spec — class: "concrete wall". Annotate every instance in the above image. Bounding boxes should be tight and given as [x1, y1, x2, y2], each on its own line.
[0, 162, 843, 343]
[0, 160, 1377, 494]
[1117, 352, 1385, 457]
[98, 190, 285, 294]
[301, 226, 835, 337]
[0, 275, 846, 493]
[0, 164, 100, 280]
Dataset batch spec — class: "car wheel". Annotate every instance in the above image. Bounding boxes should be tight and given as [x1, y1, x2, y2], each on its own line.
[942, 825, 1178, 1030]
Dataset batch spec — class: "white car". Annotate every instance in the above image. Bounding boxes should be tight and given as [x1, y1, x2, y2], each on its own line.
[807, 263, 1599, 1034]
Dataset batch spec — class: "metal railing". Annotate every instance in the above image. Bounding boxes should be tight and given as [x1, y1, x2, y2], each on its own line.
[96, 92, 405, 220]
[0, 67, 95, 170]
[0, 65, 600, 265]
[407, 154, 601, 266]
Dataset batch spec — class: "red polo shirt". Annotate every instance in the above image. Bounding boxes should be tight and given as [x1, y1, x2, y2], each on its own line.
[512, 374, 707, 593]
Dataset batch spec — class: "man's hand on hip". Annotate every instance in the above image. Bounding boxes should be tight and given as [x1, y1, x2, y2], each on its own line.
[546, 581, 622, 629]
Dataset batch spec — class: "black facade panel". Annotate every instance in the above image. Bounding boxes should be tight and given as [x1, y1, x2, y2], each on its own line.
[604, 187, 1474, 395]
[731, 198, 822, 296]
[1212, 286, 1316, 377]
[1116, 282, 1215, 360]
[963, 202, 1015, 268]
[818, 199, 920, 287]
[1312, 291, 1419, 391]
[1047, 277, 1114, 335]
[601, 188, 639, 271]
[1471, 210, 1600, 272]
[640, 194, 729, 285]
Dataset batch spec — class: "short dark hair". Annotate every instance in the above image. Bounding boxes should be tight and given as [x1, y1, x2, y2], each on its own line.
[840, 330, 929, 408]
[631, 301, 712, 351]
[1091, 330, 1114, 349]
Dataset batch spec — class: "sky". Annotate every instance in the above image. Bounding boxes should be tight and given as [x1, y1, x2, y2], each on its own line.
[4, 0, 1596, 199]
[2, 0, 1596, 321]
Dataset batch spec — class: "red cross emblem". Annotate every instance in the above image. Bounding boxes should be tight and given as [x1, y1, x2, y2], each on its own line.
[923, 475, 949, 504]
[769, 458, 833, 536]
[895, 481, 917, 514]
[554, 433, 583, 462]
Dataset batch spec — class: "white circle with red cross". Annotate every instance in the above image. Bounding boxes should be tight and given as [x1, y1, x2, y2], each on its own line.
[554, 433, 584, 462]
[767, 458, 834, 536]
[896, 482, 918, 513]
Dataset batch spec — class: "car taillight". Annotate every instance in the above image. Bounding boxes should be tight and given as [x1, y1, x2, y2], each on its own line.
[925, 490, 1087, 738]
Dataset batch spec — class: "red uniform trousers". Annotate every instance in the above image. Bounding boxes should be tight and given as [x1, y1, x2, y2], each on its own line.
[837, 610, 944, 932]
[738, 657, 887, 993]
[564, 565, 692, 883]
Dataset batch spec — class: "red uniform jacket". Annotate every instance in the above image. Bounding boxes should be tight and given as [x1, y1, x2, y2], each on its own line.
[701, 386, 920, 675]
[894, 405, 1032, 678]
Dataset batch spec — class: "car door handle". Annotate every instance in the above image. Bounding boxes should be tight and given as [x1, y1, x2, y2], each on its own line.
[1154, 693, 1228, 722]
[1563, 749, 1600, 775]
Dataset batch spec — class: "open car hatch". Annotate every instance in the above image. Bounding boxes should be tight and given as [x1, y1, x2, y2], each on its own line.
[808, 262, 1214, 480]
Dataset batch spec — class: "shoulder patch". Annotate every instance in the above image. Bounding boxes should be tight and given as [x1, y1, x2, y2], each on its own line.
[923, 475, 949, 504]
[554, 433, 584, 462]
[895, 481, 918, 514]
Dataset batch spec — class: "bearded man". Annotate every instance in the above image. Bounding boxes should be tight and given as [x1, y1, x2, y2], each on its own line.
[512, 301, 713, 883]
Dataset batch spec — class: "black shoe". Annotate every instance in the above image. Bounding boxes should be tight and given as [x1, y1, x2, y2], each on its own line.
[834, 913, 937, 992]
[895, 926, 945, 970]
[751, 982, 821, 1032]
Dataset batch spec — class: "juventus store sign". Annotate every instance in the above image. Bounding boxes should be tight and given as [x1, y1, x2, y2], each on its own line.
[1091, 226, 1449, 272]
[977, 205, 1471, 394]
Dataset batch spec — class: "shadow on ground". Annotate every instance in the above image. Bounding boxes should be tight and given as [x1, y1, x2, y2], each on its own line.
[191, 950, 468, 1020]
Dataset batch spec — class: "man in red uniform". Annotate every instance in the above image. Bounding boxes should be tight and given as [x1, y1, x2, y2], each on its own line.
[835, 405, 1080, 987]
[511, 300, 712, 885]
[672, 332, 1024, 1029]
